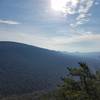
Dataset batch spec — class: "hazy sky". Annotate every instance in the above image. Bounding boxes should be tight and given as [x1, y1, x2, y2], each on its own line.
[0, 0, 100, 52]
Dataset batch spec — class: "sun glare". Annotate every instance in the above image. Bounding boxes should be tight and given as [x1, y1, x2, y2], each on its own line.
[51, 0, 79, 14]
[51, 0, 67, 13]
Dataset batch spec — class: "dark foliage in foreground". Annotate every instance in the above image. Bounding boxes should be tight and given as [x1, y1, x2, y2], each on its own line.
[56, 63, 100, 100]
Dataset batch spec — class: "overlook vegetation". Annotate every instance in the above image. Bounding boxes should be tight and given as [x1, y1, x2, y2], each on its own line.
[56, 62, 100, 100]
[1, 62, 100, 100]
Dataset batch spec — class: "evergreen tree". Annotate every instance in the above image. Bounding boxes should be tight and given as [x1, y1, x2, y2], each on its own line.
[57, 63, 100, 100]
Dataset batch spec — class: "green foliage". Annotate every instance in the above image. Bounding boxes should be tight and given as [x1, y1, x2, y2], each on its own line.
[57, 63, 100, 100]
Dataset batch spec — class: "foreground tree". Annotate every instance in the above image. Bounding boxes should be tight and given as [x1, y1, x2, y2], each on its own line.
[57, 63, 100, 100]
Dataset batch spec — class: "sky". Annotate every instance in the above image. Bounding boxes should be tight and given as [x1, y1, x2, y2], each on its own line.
[0, 0, 100, 52]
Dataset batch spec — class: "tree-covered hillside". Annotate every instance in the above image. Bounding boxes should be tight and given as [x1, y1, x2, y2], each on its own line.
[0, 42, 100, 95]
[1, 63, 100, 100]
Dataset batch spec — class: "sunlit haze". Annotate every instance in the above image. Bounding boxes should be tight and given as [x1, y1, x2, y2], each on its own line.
[0, 0, 100, 52]
[51, 0, 67, 12]
[51, 0, 79, 14]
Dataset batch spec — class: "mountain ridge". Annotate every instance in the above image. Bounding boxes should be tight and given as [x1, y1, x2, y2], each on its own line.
[0, 41, 100, 95]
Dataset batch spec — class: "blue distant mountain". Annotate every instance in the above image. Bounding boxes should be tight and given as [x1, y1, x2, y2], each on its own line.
[73, 52, 100, 60]
[0, 41, 100, 95]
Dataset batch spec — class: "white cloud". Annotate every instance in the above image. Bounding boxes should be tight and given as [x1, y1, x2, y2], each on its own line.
[0, 30, 100, 52]
[45, 33, 100, 52]
[75, 0, 94, 26]
[56, 0, 95, 27]
[0, 19, 20, 25]
[49, 33, 100, 45]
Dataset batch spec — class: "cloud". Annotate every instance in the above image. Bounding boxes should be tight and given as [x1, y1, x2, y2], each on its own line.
[75, 0, 94, 26]
[0, 30, 100, 52]
[42, 33, 100, 51]
[49, 33, 100, 45]
[59, 0, 95, 28]
[0, 19, 20, 25]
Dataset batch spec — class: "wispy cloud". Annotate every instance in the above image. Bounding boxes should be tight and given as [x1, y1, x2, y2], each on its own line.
[0, 19, 20, 25]
[45, 33, 100, 52]
[0, 30, 100, 52]
[60, 0, 96, 27]
[75, 0, 94, 27]
[49, 33, 100, 45]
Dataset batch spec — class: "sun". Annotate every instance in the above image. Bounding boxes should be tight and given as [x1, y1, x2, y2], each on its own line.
[51, 0, 67, 13]
[51, 0, 79, 14]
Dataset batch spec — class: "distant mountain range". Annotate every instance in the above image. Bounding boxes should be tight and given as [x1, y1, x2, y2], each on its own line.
[0, 41, 100, 95]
